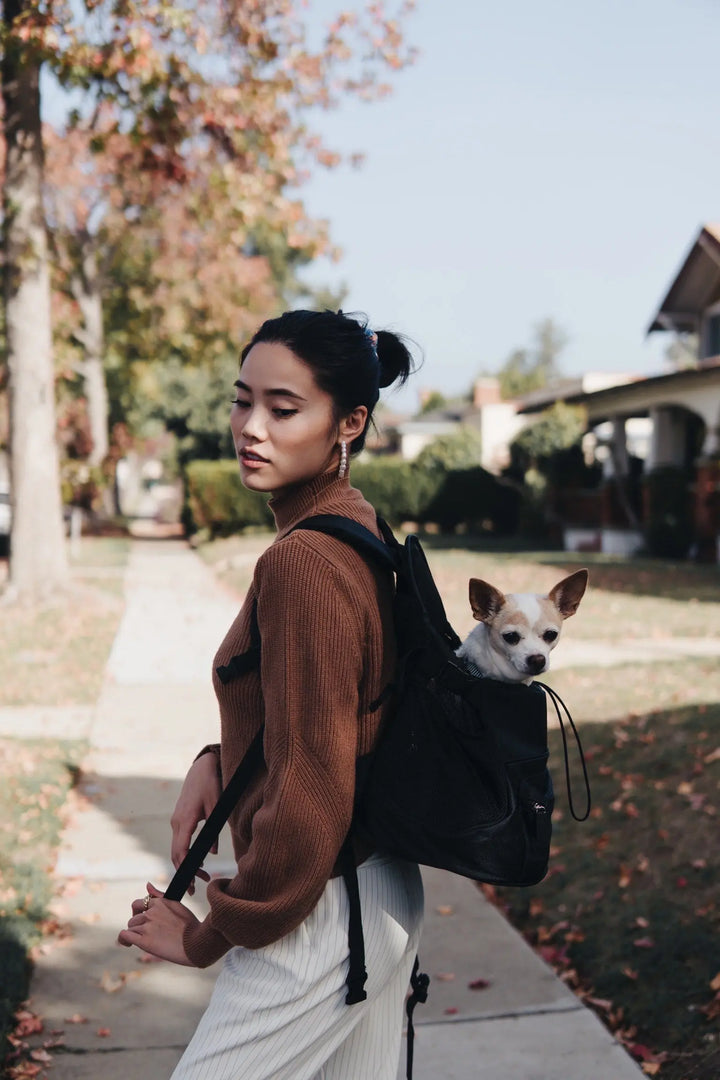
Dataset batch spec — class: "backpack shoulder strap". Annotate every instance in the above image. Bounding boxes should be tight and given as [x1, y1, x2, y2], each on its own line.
[291, 514, 398, 574]
[163, 723, 265, 902]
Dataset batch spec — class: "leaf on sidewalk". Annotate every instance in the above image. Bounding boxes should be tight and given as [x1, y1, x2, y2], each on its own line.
[100, 969, 142, 993]
[468, 978, 491, 991]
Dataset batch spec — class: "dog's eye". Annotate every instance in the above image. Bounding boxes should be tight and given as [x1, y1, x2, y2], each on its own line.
[543, 630, 558, 643]
[502, 631, 521, 646]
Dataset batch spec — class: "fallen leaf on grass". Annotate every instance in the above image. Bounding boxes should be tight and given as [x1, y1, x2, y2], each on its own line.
[703, 747, 720, 764]
[699, 993, 720, 1020]
[618, 866, 632, 889]
[12, 1011, 43, 1038]
[585, 995, 613, 1011]
[29, 1049, 52, 1065]
[641, 1065, 661, 1076]
[633, 937, 655, 949]
[622, 967, 638, 980]
[710, 972, 720, 992]
[628, 1043, 667, 1065]
[6, 1064, 42, 1079]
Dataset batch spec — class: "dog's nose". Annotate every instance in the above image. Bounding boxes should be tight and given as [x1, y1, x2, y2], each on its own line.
[526, 654, 546, 673]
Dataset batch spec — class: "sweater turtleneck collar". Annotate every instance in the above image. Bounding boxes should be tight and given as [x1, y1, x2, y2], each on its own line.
[269, 468, 353, 538]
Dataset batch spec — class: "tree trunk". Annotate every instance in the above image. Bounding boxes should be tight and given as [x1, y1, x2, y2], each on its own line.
[2, 5, 68, 600]
[73, 236, 109, 466]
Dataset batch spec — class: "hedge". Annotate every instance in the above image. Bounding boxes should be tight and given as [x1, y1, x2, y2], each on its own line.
[420, 466, 520, 534]
[184, 459, 272, 537]
[350, 459, 442, 525]
[183, 456, 520, 537]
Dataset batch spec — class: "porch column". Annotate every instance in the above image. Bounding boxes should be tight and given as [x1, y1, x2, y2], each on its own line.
[646, 406, 686, 470]
[698, 411, 720, 460]
[599, 417, 640, 530]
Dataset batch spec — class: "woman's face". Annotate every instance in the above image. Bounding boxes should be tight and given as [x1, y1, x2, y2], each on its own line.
[230, 341, 344, 496]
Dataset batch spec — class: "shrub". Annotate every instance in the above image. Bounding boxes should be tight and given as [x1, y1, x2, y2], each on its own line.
[420, 467, 521, 535]
[184, 459, 272, 537]
[413, 427, 483, 473]
[351, 459, 442, 525]
[507, 403, 588, 484]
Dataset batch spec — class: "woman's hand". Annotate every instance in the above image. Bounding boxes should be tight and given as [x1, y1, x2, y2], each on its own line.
[171, 752, 222, 894]
[118, 882, 198, 965]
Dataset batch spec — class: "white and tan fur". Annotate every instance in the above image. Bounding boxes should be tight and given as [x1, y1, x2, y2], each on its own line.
[456, 569, 588, 684]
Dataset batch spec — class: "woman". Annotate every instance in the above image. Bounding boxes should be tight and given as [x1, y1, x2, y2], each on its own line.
[119, 309, 424, 1079]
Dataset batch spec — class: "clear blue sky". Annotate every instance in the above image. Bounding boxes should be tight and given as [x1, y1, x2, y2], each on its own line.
[297, 0, 720, 411]
[42, 0, 720, 414]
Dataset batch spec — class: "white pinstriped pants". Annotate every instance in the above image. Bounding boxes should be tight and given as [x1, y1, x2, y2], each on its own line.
[170, 855, 424, 1080]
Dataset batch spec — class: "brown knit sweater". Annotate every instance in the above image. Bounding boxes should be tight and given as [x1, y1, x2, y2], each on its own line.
[183, 469, 396, 968]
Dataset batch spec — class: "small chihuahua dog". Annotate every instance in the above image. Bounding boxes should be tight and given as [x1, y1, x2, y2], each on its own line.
[456, 569, 588, 684]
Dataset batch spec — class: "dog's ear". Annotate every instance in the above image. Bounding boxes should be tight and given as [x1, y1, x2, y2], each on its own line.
[548, 568, 588, 619]
[469, 579, 506, 622]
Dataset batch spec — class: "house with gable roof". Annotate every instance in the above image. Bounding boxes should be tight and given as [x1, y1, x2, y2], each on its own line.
[517, 224, 720, 561]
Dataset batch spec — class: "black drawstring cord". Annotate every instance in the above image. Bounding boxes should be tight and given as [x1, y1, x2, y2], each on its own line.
[534, 681, 592, 822]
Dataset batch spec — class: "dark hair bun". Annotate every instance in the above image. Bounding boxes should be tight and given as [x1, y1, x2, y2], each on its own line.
[375, 329, 415, 390]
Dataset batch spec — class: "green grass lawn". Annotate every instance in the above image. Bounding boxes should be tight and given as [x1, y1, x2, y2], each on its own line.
[491, 701, 720, 1080]
[198, 530, 719, 644]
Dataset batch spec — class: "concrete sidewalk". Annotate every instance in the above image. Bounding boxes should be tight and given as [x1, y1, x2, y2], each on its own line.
[23, 537, 642, 1079]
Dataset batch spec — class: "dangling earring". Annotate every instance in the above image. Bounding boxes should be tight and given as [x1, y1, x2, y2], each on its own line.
[338, 440, 348, 479]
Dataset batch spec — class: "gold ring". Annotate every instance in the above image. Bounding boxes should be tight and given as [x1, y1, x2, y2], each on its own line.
[142, 895, 151, 911]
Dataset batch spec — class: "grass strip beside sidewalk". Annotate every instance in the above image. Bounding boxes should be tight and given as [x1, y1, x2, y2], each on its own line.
[0, 537, 129, 708]
[0, 738, 86, 1079]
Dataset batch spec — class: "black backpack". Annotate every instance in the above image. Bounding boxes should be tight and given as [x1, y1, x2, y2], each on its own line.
[166, 515, 589, 1078]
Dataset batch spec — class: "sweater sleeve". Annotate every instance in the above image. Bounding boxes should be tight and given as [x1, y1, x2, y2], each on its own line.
[183, 539, 367, 967]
